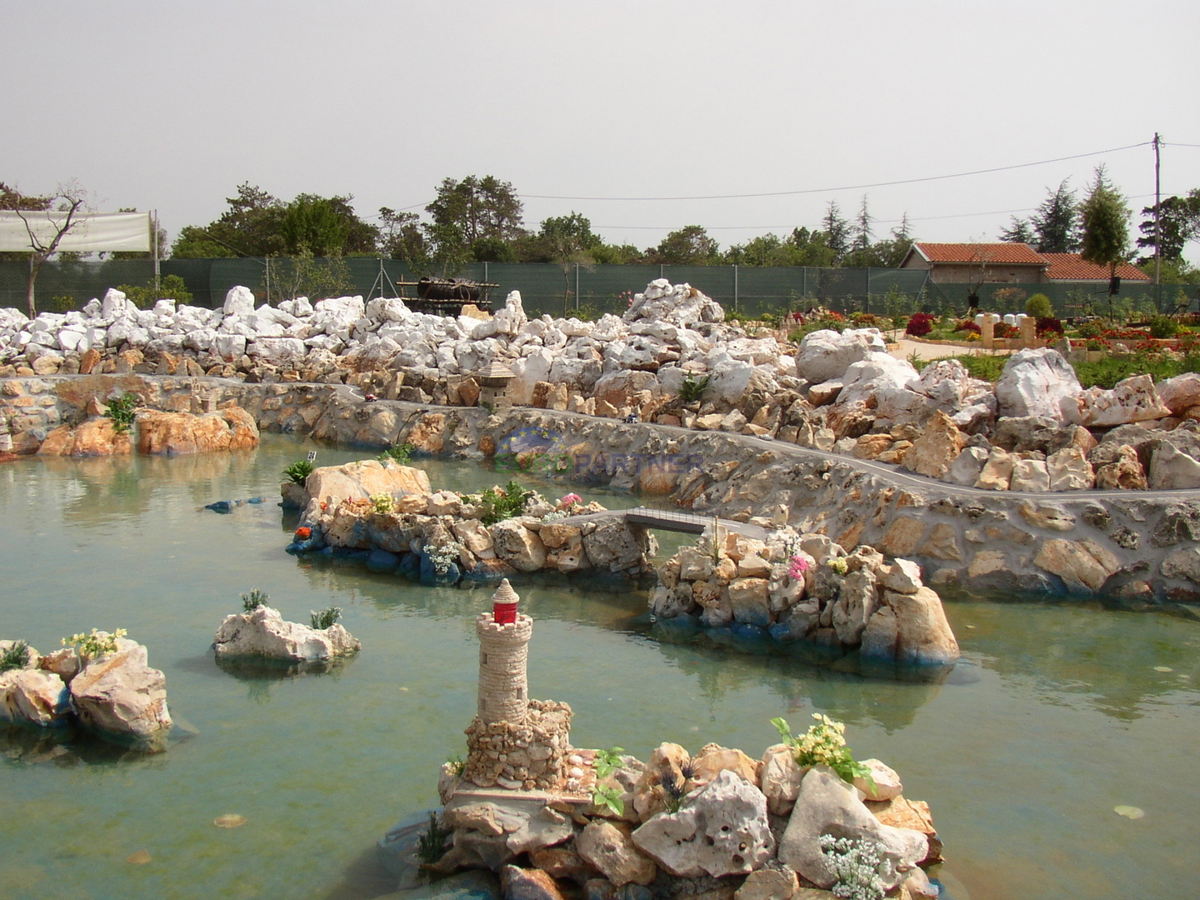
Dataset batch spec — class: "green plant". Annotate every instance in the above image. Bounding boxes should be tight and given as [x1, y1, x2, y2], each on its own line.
[242, 588, 270, 612]
[370, 493, 395, 514]
[445, 754, 465, 776]
[377, 443, 414, 465]
[591, 747, 626, 816]
[105, 392, 139, 433]
[117, 274, 195, 308]
[1025, 293, 1053, 318]
[416, 812, 453, 865]
[474, 481, 530, 526]
[819, 834, 894, 900]
[1, 640, 31, 673]
[1149, 315, 1180, 339]
[62, 628, 127, 661]
[678, 374, 710, 404]
[771, 714, 873, 789]
[1075, 320, 1103, 339]
[310, 606, 342, 629]
[282, 459, 314, 485]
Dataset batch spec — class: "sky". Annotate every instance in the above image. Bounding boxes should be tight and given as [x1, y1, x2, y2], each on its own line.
[6, 0, 1200, 262]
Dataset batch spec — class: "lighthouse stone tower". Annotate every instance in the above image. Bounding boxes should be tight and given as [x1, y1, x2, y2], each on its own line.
[463, 579, 573, 791]
[475, 578, 532, 725]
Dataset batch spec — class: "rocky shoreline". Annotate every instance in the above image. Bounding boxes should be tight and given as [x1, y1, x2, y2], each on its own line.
[5, 372, 1200, 602]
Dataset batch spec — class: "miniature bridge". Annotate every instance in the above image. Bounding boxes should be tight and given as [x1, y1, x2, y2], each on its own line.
[557, 506, 769, 541]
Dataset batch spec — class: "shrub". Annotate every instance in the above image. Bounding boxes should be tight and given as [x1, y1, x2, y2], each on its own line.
[1026, 293, 1053, 318]
[771, 714, 872, 787]
[472, 481, 531, 526]
[242, 588, 269, 612]
[105, 392, 140, 433]
[62, 628, 127, 661]
[1149, 315, 1180, 339]
[953, 319, 981, 334]
[1036, 317, 1065, 339]
[678, 375, 710, 404]
[416, 813, 452, 864]
[310, 607, 342, 629]
[904, 313, 935, 337]
[282, 459, 314, 485]
[378, 444, 413, 465]
[994, 322, 1018, 339]
[370, 494, 395, 514]
[117, 274, 195, 309]
[1, 641, 31, 673]
[1076, 320, 1103, 339]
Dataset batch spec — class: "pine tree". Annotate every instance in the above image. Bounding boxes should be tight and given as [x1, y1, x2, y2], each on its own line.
[1030, 180, 1081, 253]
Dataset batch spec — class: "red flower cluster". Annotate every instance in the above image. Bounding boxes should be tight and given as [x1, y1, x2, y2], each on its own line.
[953, 319, 981, 334]
[294, 527, 312, 540]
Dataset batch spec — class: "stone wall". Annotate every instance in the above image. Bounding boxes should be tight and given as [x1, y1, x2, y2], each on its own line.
[6, 374, 1200, 602]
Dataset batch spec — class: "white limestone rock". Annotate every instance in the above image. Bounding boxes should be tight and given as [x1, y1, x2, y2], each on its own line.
[995, 348, 1082, 423]
[577, 819, 658, 887]
[1078, 374, 1171, 427]
[623, 280, 724, 326]
[223, 285, 256, 317]
[68, 637, 173, 751]
[1, 668, 69, 726]
[632, 769, 774, 878]
[101, 288, 134, 319]
[1149, 442, 1200, 490]
[778, 766, 927, 892]
[213, 606, 361, 663]
[794, 328, 888, 384]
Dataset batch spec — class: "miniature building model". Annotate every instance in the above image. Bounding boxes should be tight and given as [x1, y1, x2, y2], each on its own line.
[463, 579, 573, 791]
[476, 360, 515, 409]
[475, 579, 531, 725]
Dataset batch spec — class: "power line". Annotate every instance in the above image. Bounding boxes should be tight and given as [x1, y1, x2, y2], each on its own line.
[524, 142, 1152, 202]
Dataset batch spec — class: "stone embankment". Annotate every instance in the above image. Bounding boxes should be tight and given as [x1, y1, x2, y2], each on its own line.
[5, 372, 1200, 600]
[653, 530, 959, 666]
[0, 634, 172, 752]
[284, 459, 657, 586]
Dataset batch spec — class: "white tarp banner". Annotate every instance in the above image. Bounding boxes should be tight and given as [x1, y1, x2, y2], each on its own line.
[0, 210, 151, 253]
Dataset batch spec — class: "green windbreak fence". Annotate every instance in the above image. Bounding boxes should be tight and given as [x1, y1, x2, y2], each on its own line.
[2, 258, 1194, 320]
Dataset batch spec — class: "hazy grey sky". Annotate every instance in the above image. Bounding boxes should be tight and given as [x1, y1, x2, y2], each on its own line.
[7, 0, 1199, 260]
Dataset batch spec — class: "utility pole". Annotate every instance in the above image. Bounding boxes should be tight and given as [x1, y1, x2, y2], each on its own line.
[1153, 133, 1162, 293]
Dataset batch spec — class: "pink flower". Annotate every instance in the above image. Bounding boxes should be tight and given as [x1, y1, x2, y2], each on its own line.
[559, 493, 582, 508]
[788, 555, 810, 580]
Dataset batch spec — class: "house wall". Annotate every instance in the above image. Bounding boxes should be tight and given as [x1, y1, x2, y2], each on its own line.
[922, 264, 1047, 285]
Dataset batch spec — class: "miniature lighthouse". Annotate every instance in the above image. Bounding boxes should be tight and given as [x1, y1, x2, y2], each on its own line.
[463, 579, 574, 791]
[475, 578, 532, 726]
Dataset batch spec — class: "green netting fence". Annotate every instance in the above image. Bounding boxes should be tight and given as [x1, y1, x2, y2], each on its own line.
[1, 258, 1194, 320]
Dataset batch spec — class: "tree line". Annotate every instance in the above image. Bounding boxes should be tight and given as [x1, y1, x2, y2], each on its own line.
[4, 170, 1199, 316]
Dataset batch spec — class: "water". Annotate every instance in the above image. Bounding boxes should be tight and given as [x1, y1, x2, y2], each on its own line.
[1, 436, 1197, 900]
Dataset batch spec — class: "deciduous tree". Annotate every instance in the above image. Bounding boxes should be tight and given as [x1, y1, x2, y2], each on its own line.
[649, 225, 720, 265]
[1137, 190, 1200, 263]
[5, 181, 90, 317]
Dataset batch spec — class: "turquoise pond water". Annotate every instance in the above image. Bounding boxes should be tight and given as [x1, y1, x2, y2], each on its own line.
[1, 435, 1198, 900]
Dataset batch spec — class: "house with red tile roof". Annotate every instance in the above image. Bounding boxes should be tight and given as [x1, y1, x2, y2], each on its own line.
[899, 242, 1049, 285]
[1039, 253, 1150, 285]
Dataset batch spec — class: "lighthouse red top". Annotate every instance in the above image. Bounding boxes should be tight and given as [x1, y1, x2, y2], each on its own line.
[492, 579, 519, 624]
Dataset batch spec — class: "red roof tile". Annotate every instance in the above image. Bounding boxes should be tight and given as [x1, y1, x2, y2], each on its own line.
[1040, 253, 1150, 282]
[913, 242, 1048, 266]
